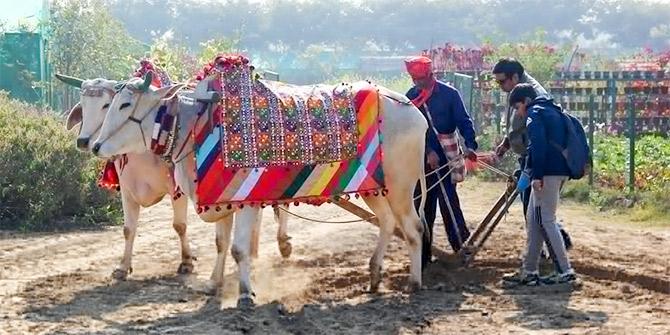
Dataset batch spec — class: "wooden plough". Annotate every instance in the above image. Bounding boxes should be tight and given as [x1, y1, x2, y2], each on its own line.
[333, 176, 519, 267]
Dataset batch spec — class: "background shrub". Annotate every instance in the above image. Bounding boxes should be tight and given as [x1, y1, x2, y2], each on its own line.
[0, 92, 121, 231]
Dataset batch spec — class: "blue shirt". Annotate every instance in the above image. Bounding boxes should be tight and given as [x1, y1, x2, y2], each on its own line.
[406, 81, 478, 163]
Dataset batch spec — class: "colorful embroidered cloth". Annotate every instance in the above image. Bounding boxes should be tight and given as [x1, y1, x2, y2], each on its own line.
[193, 56, 385, 207]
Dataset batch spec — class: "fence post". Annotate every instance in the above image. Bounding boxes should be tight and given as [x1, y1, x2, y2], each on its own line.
[627, 95, 636, 194]
[589, 95, 595, 186]
[608, 78, 616, 124]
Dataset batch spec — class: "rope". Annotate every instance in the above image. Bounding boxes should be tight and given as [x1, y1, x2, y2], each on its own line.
[277, 206, 372, 224]
[477, 159, 511, 178]
[413, 164, 457, 201]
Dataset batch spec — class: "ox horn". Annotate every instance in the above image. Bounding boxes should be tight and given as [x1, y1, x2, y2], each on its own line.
[55, 73, 84, 88]
[137, 71, 153, 92]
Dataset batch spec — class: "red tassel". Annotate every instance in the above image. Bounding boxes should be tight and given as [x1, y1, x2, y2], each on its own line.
[98, 160, 120, 191]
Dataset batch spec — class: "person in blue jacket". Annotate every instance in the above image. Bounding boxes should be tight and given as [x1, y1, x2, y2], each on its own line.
[404, 56, 478, 269]
[502, 83, 577, 286]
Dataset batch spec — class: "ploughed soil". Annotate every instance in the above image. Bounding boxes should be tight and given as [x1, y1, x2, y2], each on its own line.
[1, 181, 668, 334]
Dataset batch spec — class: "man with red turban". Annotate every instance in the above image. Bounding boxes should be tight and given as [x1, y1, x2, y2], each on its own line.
[405, 56, 478, 269]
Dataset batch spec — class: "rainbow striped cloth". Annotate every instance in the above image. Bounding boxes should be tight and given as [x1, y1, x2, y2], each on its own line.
[193, 80, 385, 208]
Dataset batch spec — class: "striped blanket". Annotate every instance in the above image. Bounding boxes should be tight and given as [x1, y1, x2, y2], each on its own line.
[193, 63, 384, 208]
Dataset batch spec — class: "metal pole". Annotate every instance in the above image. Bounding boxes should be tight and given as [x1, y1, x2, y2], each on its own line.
[494, 91, 501, 135]
[589, 94, 595, 186]
[628, 95, 636, 194]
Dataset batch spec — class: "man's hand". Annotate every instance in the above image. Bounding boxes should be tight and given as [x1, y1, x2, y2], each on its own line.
[532, 179, 543, 192]
[427, 151, 440, 170]
[495, 141, 509, 157]
[464, 148, 477, 162]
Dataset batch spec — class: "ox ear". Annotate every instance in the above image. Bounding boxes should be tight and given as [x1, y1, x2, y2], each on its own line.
[155, 83, 186, 101]
[65, 102, 83, 130]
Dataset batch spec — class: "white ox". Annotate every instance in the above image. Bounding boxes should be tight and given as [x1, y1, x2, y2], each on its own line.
[91, 73, 428, 307]
[56, 74, 292, 283]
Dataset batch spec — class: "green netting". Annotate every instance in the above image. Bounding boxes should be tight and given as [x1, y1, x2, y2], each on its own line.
[0, 32, 45, 103]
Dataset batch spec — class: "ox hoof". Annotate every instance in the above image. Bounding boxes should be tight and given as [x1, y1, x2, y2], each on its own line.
[237, 294, 256, 309]
[112, 268, 131, 281]
[202, 281, 220, 296]
[177, 262, 195, 275]
[279, 241, 293, 259]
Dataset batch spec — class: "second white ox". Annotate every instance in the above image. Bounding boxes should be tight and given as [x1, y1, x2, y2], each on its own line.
[91, 73, 428, 307]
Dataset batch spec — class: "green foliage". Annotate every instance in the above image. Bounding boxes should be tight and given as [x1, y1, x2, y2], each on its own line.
[0, 92, 121, 231]
[197, 37, 240, 66]
[145, 36, 239, 83]
[49, 0, 144, 110]
[560, 134, 670, 220]
[593, 135, 670, 191]
[49, 0, 143, 78]
[485, 29, 570, 86]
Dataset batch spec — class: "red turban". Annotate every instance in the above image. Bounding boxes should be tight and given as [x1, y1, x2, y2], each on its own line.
[404, 56, 433, 79]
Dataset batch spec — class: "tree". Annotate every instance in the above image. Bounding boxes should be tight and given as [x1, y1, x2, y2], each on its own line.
[48, 0, 143, 111]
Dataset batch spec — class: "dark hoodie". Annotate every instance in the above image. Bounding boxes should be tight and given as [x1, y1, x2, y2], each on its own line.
[525, 96, 571, 180]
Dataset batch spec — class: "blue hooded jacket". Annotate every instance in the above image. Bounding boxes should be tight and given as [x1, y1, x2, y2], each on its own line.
[525, 97, 571, 180]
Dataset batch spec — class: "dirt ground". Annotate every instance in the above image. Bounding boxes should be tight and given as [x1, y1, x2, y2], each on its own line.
[1, 180, 668, 334]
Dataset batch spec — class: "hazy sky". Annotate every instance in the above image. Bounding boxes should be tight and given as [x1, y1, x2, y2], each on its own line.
[2, 0, 670, 28]
[0, 0, 44, 25]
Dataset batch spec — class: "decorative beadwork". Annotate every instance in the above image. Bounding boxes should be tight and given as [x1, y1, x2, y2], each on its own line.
[192, 55, 386, 207]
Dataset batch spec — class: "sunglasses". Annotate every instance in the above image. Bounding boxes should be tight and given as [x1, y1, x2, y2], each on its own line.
[495, 77, 509, 85]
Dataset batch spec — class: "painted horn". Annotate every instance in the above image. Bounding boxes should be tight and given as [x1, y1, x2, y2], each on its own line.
[55, 73, 84, 88]
[138, 71, 153, 92]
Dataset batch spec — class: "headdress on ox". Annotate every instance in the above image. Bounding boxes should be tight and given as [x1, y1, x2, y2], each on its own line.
[195, 54, 252, 81]
[133, 58, 173, 88]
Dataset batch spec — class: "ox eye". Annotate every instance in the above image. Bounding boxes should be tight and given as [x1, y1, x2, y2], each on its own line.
[120, 102, 131, 110]
[102, 103, 110, 109]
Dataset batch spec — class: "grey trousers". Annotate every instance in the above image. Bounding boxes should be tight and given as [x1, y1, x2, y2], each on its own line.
[523, 176, 572, 274]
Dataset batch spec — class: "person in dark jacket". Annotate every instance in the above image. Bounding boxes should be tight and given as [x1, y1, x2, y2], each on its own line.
[502, 84, 577, 286]
[491, 58, 573, 252]
[404, 56, 478, 268]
